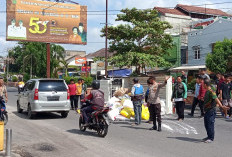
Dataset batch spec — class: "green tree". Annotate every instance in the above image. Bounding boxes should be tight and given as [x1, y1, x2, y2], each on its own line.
[101, 8, 173, 74]
[206, 39, 232, 74]
[9, 42, 65, 78]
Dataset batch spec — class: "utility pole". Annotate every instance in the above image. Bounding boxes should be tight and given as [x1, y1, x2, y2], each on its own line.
[30, 54, 32, 79]
[46, 43, 51, 78]
[105, 0, 108, 77]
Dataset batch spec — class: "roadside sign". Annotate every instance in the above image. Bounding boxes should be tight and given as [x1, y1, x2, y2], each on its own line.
[75, 57, 87, 64]
[91, 63, 97, 75]
[6, 0, 87, 45]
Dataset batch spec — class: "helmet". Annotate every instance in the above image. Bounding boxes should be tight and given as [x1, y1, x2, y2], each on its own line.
[92, 80, 100, 90]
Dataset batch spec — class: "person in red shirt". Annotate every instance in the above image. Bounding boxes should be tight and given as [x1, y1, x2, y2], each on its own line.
[68, 79, 77, 110]
[198, 76, 206, 117]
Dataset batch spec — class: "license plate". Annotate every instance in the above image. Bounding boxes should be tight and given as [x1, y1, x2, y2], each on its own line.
[47, 96, 60, 101]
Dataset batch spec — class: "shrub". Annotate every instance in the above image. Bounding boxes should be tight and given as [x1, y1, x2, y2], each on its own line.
[187, 78, 196, 92]
[12, 76, 18, 82]
[64, 75, 93, 87]
[82, 76, 94, 87]
[23, 73, 30, 82]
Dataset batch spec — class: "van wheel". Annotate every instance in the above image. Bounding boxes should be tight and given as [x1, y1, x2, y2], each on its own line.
[17, 100, 23, 113]
[61, 111, 68, 118]
[28, 105, 35, 119]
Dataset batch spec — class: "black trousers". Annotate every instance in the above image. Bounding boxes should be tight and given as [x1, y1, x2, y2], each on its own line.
[176, 101, 185, 120]
[191, 97, 204, 116]
[148, 105, 153, 121]
[150, 103, 161, 126]
[70, 95, 77, 109]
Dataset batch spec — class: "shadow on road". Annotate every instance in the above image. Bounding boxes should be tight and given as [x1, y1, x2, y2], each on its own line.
[120, 125, 149, 130]
[167, 137, 202, 143]
[66, 129, 99, 137]
[111, 121, 130, 125]
[12, 111, 63, 120]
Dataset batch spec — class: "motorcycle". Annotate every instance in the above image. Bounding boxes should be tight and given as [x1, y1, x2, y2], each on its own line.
[0, 96, 8, 125]
[18, 84, 24, 94]
[78, 101, 110, 138]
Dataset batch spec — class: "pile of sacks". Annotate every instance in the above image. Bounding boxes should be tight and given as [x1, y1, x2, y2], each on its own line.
[106, 88, 150, 121]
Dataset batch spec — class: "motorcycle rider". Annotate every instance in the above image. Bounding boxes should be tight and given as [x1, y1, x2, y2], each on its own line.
[81, 80, 104, 126]
[18, 79, 25, 93]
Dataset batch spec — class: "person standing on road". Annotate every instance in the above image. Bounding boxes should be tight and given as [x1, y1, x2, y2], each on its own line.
[81, 79, 87, 98]
[181, 71, 187, 84]
[202, 78, 229, 143]
[199, 68, 210, 80]
[131, 78, 144, 126]
[172, 76, 187, 121]
[189, 75, 203, 117]
[219, 74, 232, 119]
[148, 76, 170, 131]
[145, 79, 153, 124]
[0, 79, 8, 103]
[68, 79, 77, 110]
[76, 78, 83, 110]
[197, 76, 207, 117]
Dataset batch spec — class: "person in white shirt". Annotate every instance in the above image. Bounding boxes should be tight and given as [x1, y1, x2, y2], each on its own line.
[7, 19, 16, 37]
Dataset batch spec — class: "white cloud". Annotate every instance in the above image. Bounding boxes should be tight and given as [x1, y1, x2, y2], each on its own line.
[0, 36, 17, 56]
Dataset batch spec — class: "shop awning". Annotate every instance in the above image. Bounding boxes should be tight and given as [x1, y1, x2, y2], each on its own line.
[108, 69, 132, 77]
[169, 65, 206, 71]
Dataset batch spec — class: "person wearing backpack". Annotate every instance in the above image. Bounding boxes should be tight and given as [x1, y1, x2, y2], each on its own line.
[81, 80, 104, 126]
[172, 76, 187, 121]
[131, 78, 144, 126]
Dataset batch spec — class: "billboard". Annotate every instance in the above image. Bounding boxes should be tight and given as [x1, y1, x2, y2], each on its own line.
[75, 57, 86, 64]
[6, 0, 87, 45]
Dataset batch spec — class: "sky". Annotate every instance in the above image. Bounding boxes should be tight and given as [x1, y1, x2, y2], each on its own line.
[0, 0, 232, 56]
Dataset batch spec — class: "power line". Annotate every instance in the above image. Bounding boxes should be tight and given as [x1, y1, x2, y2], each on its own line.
[1, 1, 232, 13]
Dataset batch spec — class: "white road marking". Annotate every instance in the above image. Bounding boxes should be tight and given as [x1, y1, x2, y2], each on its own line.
[162, 121, 198, 135]
[162, 124, 174, 131]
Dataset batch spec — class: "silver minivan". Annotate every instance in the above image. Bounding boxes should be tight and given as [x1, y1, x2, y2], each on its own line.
[17, 79, 70, 119]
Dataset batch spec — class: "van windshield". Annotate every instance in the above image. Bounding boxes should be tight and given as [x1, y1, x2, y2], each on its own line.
[38, 80, 67, 92]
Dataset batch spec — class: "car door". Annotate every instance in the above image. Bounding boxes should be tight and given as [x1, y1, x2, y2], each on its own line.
[22, 82, 31, 109]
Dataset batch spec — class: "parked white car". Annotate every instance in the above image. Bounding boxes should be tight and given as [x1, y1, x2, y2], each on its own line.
[17, 79, 70, 119]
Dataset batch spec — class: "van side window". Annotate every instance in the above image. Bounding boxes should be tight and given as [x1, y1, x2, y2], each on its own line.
[28, 81, 36, 90]
[24, 83, 30, 91]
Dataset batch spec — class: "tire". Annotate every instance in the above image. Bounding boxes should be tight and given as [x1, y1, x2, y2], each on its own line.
[61, 111, 69, 118]
[79, 116, 86, 131]
[2, 112, 8, 125]
[17, 100, 23, 113]
[27, 105, 35, 119]
[97, 117, 108, 138]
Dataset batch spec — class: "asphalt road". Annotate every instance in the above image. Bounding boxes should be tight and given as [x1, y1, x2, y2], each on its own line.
[2, 87, 232, 157]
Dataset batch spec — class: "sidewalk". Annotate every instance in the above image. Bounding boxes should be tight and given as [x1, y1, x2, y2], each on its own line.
[0, 151, 21, 157]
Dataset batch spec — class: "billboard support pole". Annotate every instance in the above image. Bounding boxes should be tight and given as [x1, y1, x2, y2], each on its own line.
[105, 0, 108, 77]
[46, 43, 50, 78]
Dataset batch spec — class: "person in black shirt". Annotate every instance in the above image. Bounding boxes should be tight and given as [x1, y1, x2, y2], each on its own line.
[219, 74, 232, 119]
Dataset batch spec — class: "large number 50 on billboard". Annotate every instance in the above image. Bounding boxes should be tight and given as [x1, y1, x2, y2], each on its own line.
[6, 0, 87, 45]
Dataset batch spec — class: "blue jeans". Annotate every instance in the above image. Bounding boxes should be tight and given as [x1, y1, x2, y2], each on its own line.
[133, 101, 142, 125]
[204, 109, 216, 141]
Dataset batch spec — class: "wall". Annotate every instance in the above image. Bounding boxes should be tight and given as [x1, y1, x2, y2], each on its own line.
[164, 35, 181, 67]
[187, 19, 232, 66]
